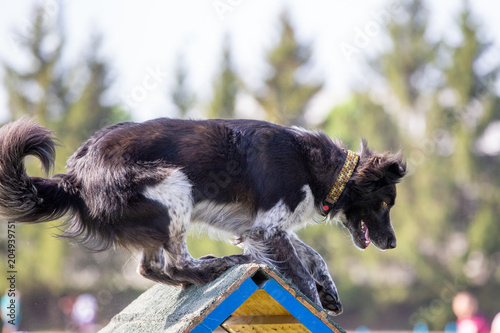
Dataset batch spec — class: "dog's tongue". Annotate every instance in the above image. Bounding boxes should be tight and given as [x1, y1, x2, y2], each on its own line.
[362, 222, 371, 247]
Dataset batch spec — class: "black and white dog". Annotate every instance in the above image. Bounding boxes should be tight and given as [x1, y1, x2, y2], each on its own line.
[0, 118, 405, 314]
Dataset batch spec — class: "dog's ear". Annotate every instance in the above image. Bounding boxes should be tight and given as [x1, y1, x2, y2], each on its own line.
[383, 152, 406, 183]
[352, 151, 406, 193]
[359, 138, 373, 159]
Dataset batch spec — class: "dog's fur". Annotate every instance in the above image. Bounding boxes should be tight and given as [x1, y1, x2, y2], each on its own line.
[0, 118, 405, 314]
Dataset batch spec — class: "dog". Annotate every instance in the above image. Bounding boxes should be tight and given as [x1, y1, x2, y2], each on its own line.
[0, 118, 405, 315]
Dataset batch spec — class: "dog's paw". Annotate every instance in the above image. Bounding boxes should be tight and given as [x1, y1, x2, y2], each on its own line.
[321, 292, 343, 315]
[180, 282, 193, 289]
[316, 283, 343, 315]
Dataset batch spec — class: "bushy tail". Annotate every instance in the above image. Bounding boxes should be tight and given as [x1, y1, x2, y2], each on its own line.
[0, 118, 75, 223]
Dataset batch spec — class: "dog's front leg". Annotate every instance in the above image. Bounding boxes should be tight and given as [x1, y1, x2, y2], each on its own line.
[290, 234, 342, 315]
[242, 226, 322, 307]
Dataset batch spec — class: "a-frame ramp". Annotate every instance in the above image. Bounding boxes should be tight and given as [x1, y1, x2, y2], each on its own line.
[99, 264, 345, 333]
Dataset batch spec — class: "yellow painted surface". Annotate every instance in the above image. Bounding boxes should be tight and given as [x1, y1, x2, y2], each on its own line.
[231, 289, 290, 316]
[223, 289, 312, 332]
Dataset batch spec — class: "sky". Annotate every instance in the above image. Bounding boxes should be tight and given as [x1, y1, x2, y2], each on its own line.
[0, 0, 499, 124]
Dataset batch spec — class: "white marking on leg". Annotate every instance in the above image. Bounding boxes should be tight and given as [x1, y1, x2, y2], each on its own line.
[142, 169, 194, 265]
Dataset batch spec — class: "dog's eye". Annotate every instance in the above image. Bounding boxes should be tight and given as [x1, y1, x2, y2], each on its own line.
[381, 202, 389, 209]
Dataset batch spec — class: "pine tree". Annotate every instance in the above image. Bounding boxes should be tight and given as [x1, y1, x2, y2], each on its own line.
[1, 6, 67, 293]
[319, 0, 500, 328]
[61, 34, 129, 150]
[361, 0, 455, 290]
[1, 9, 130, 297]
[3, 7, 64, 123]
[374, 0, 439, 135]
[255, 10, 323, 126]
[208, 38, 239, 119]
[170, 53, 196, 118]
[439, 3, 500, 260]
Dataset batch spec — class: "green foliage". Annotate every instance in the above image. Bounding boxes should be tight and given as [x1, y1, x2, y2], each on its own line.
[468, 202, 500, 255]
[170, 53, 197, 118]
[1, 1, 500, 330]
[60, 35, 130, 150]
[0, 7, 131, 296]
[2, 8, 63, 123]
[0, 7, 67, 293]
[321, 0, 500, 329]
[187, 233, 241, 259]
[376, 0, 438, 107]
[323, 94, 401, 151]
[208, 38, 239, 119]
[254, 10, 323, 126]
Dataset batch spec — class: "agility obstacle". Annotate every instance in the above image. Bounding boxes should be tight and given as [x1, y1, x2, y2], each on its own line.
[99, 264, 345, 332]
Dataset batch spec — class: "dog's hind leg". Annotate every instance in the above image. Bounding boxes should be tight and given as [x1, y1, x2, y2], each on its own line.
[143, 169, 251, 287]
[159, 202, 250, 286]
[242, 227, 322, 307]
[163, 236, 250, 286]
[290, 234, 342, 315]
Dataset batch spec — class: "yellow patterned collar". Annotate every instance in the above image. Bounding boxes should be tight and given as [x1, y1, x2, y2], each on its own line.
[322, 150, 359, 214]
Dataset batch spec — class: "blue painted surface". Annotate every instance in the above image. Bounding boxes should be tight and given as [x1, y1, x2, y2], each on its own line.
[191, 277, 259, 333]
[262, 278, 335, 333]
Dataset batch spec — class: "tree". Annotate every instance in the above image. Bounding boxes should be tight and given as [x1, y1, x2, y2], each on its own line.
[0, 7, 132, 329]
[1, 7, 68, 293]
[60, 34, 129, 150]
[439, 4, 500, 260]
[208, 38, 239, 119]
[170, 53, 196, 118]
[254, 10, 323, 126]
[374, 0, 440, 135]
[319, 0, 500, 329]
[3, 7, 64, 123]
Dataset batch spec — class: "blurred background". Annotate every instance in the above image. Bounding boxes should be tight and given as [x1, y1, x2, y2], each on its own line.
[0, 0, 499, 331]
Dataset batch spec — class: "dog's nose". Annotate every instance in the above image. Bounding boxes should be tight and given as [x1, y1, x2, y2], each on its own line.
[387, 238, 397, 249]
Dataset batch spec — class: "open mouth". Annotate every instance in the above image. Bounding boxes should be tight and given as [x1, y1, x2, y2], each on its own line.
[359, 221, 371, 248]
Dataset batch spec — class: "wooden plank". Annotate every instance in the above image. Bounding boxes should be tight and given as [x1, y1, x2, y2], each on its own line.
[223, 315, 301, 326]
[223, 323, 310, 333]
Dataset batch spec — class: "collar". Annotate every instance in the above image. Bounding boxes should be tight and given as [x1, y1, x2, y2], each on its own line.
[321, 149, 359, 215]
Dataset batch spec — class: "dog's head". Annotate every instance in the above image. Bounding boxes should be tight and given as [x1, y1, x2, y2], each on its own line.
[340, 140, 406, 251]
